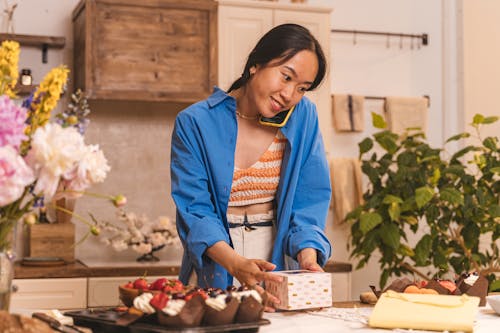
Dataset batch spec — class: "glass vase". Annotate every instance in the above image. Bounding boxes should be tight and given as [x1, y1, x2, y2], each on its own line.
[0, 250, 14, 311]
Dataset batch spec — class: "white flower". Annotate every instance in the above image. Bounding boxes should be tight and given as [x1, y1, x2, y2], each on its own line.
[64, 144, 110, 195]
[132, 242, 152, 255]
[149, 232, 167, 248]
[0, 146, 35, 206]
[27, 123, 86, 201]
[111, 239, 128, 252]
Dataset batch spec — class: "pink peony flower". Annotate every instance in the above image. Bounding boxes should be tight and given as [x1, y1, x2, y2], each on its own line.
[0, 95, 28, 150]
[0, 145, 35, 206]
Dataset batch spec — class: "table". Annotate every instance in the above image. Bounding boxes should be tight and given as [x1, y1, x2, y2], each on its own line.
[262, 304, 499, 332]
[15, 302, 499, 332]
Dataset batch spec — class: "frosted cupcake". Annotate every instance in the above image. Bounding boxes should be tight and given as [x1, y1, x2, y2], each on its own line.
[151, 290, 206, 327]
[232, 287, 265, 323]
[202, 288, 239, 326]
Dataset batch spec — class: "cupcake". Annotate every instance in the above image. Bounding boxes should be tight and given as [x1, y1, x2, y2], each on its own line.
[232, 287, 265, 323]
[152, 290, 207, 327]
[456, 272, 488, 306]
[202, 288, 239, 326]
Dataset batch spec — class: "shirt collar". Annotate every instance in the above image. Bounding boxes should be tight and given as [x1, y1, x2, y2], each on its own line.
[207, 86, 234, 108]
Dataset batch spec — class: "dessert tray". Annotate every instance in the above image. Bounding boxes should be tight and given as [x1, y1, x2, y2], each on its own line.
[65, 308, 270, 333]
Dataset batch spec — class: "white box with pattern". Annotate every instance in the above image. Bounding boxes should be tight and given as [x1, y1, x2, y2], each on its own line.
[265, 270, 332, 310]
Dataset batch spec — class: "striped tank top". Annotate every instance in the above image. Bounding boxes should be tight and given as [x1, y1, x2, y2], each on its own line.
[228, 131, 286, 206]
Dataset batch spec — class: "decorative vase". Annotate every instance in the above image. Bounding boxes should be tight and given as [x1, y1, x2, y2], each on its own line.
[0, 250, 14, 311]
[136, 245, 165, 262]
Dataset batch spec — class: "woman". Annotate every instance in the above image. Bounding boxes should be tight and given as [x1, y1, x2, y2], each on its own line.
[170, 24, 331, 306]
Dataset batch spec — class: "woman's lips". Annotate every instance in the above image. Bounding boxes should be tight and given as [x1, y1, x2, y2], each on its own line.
[270, 98, 282, 112]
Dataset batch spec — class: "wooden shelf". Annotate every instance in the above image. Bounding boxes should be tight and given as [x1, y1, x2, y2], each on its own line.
[0, 33, 65, 63]
[15, 83, 36, 96]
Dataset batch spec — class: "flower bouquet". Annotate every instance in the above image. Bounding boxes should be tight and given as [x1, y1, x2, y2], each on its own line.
[0, 40, 112, 253]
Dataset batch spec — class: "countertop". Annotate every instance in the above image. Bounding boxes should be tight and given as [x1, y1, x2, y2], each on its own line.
[14, 259, 351, 279]
[15, 302, 498, 333]
[261, 304, 500, 333]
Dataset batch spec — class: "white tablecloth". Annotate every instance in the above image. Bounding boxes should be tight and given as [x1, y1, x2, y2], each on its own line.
[262, 306, 499, 333]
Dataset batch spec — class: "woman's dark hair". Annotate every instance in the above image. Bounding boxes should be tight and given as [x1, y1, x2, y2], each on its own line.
[227, 23, 327, 93]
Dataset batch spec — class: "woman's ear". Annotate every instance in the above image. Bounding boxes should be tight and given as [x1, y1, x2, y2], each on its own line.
[249, 65, 257, 75]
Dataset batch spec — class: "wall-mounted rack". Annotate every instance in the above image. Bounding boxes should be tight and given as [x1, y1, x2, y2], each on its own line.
[364, 94, 430, 107]
[331, 29, 428, 48]
[0, 33, 66, 63]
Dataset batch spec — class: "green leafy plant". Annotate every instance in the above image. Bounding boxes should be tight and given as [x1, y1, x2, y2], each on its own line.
[346, 113, 500, 290]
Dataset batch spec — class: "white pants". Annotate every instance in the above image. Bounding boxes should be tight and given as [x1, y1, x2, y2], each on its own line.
[227, 211, 275, 261]
[189, 211, 276, 286]
[227, 211, 275, 286]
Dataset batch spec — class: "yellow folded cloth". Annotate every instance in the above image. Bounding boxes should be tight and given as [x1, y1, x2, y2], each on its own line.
[332, 94, 365, 132]
[384, 96, 428, 135]
[330, 157, 363, 223]
[369, 291, 480, 332]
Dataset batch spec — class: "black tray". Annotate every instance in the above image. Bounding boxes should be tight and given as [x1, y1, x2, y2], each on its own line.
[130, 320, 270, 333]
[65, 309, 270, 333]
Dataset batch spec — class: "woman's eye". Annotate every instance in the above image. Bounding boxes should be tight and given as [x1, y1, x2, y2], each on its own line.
[282, 73, 291, 81]
[298, 87, 307, 93]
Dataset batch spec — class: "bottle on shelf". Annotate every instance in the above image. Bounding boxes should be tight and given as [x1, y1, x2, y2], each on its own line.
[20, 68, 32, 86]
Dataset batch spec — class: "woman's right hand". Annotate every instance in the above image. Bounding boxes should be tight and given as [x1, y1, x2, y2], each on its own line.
[228, 256, 283, 312]
[228, 256, 280, 286]
[206, 241, 282, 311]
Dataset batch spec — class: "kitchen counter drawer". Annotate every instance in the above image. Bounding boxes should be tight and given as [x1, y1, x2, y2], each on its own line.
[10, 277, 87, 311]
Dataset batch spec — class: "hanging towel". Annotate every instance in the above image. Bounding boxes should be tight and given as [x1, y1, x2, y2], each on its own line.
[330, 157, 363, 224]
[384, 96, 428, 135]
[332, 94, 365, 132]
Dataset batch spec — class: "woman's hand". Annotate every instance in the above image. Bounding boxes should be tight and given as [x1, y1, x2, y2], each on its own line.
[206, 241, 282, 310]
[228, 256, 282, 311]
[229, 256, 281, 286]
[297, 247, 323, 272]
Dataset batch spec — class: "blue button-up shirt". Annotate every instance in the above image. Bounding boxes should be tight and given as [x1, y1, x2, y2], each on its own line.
[170, 87, 332, 288]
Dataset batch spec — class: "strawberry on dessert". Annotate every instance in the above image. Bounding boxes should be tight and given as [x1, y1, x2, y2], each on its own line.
[133, 277, 149, 290]
[150, 293, 169, 311]
[123, 282, 134, 289]
[150, 278, 168, 291]
[163, 279, 184, 293]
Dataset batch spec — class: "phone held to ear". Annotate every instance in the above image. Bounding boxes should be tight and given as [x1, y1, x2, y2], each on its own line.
[259, 105, 295, 127]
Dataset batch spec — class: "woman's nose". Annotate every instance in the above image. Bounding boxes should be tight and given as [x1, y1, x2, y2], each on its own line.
[280, 83, 294, 103]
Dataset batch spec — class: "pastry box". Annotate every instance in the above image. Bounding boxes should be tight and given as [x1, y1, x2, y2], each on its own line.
[265, 270, 332, 310]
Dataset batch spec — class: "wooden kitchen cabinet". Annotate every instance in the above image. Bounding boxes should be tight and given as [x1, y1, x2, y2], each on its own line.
[217, 0, 333, 152]
[72, 0, 217, 103]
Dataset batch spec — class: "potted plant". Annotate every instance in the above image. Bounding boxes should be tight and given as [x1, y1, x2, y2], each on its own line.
[346, 113, 500, 290]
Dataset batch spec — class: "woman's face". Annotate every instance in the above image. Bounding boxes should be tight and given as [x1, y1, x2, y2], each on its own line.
[247, 49, 318, 119]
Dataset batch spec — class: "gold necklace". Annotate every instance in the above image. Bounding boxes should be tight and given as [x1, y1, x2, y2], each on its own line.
[236, 110, 259, 120]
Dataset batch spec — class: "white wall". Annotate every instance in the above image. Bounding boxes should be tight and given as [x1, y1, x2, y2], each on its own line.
[461, 0, 500, 139]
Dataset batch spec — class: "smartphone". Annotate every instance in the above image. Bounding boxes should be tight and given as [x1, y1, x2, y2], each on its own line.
[259, 105, 295, 127]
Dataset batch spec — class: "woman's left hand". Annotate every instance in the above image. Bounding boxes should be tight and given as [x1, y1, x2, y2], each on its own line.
[297, 248, 323, 272]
